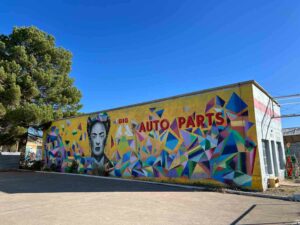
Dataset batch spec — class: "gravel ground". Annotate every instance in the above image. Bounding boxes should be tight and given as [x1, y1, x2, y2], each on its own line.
[265, 179, 300, 197]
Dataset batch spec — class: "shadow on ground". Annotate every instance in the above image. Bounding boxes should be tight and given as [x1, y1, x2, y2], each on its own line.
[0, 171, 201, 194]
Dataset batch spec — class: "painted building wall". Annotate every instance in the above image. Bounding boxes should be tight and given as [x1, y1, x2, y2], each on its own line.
[43, 83, 262, 190]
[26, 140, 43, 162]
[252, 84, 285, 191]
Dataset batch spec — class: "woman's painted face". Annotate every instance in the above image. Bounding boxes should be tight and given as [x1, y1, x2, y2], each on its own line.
[91, 122, 107, 157]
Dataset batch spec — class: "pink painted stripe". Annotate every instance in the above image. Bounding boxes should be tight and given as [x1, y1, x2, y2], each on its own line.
[254, 99, 280, 121]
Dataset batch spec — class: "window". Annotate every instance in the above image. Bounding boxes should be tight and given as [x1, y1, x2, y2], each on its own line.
[276, 142, 285, 170]
[271, 141, 279, 177]
[262, 140, 273, 175]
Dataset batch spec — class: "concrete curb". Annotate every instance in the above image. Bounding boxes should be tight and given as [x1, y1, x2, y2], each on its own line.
[19, 169, 299, 202]
[223, 189, 294, 202]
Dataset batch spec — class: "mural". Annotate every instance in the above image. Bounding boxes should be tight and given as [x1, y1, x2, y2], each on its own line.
[25, 136, 43, 166]
[25, 146, 42, 162]
[44, 86, 259, 189]
[87, 112, 113, 175]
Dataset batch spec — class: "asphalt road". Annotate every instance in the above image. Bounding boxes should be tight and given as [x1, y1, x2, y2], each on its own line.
[0, 171, 299, 225]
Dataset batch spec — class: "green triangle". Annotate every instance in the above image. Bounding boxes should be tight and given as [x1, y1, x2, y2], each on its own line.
[176, 166, 184, 176]
[205, 140, 211, 150]
[180, 155, 188, 163]
[188, 161, 197, 177]
[119, 136, 129, 151]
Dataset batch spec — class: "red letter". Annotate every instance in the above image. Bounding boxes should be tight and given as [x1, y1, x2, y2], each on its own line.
[160, 119, 170, 130]
[216, 112, 224, 125]
[152, 120, 159, 131]
[196, 115, 204, 128]
[139, 122, 146, 132]
[206, 113, 214, 126]
[146, 121, 153, 132]
[186, 116, 195, 128]
[178, 117, 186, 129]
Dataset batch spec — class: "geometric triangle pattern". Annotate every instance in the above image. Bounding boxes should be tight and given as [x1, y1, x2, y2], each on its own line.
[44, 91, 257, 188]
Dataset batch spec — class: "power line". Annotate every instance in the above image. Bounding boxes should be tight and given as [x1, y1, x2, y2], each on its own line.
[273, 113, 300, 119]
[269, 93, 300, 120]
[280, 101, 300, 106]
[274, 93, 300, 100]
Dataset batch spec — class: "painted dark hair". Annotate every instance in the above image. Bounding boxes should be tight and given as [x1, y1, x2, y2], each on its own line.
[87, 112, 110, 144]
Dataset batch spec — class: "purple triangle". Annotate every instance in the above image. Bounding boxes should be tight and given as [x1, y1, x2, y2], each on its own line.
[205, 97, 215, 113]
[180, 130, 191, 147]
[245, 121, 254, 131]
[170, 119, 180, 138]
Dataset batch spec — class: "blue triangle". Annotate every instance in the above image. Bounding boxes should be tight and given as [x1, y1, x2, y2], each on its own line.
[226, 92, 247, 113]
[222, 133, 238, 155]
[156, 109, 164, 118]
[216, 96, 225, 107]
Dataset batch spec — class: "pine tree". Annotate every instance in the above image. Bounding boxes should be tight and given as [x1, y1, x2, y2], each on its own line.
[0, 26, 82, 149]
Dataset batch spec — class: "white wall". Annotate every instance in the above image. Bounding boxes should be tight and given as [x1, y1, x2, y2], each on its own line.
[252, 85, 285, 191]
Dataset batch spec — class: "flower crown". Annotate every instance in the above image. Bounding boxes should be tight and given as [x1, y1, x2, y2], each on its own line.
[87, 112, 110, 137]
[92, 112, 109, 122]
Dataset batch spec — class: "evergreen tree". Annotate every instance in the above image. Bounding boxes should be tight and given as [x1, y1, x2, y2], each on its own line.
[0, 26, 82, 147]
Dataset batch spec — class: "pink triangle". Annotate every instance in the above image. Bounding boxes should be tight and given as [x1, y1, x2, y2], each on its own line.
[170, 119, 180, 138]
[136, 132, 145, 142]
[205, 97, 215, 113]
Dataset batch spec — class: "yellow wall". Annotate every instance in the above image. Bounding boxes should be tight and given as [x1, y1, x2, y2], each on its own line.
[43, 83, 262, 190]
[26, 140, 43, 161]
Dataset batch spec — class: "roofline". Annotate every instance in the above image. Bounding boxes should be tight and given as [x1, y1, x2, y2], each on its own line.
[282, 127, 300, 136]
[282, 127, 300, 130]
[251, 80, 280, 106]
[45, 80, 278, 124]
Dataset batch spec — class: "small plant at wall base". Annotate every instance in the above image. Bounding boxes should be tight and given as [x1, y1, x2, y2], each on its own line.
[23, 160, 44, 171]
[0, 26, 82, 163]
[70, 160, 79, 173]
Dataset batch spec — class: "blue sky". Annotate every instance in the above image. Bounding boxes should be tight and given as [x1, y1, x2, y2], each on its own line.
[1, 0, 300, 128]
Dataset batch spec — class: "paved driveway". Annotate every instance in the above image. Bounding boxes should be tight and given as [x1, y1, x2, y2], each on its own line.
[0, 171, 299, 225]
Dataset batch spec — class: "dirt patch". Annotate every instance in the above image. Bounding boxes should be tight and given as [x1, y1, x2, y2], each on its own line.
[265, 179, 300, 197]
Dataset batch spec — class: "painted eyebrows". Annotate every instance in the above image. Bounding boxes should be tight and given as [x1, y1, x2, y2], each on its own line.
[92, 132, 105, 136]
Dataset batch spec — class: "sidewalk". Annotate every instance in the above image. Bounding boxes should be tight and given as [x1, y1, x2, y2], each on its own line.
[28, 170, 300, 202]
[1, 171, 299, 225]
